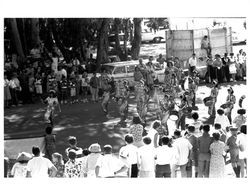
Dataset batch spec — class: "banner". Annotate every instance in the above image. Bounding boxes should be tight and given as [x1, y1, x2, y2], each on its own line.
[4, 136, 45, 159]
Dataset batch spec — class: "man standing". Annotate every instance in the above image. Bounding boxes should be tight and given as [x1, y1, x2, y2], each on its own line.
[89, 72, 99, 102]
[201, 35, 212, 56]
[172, 130, 193, 178]
[188, 53, 197, 76]
[26, 146, 57, 178]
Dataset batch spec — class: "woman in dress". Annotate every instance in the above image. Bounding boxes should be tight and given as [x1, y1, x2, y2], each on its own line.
[11, 152, 32, 178]
[129, 115, 144, 148]
[209, 133, 226, 178]
[52, 152, 65, 178]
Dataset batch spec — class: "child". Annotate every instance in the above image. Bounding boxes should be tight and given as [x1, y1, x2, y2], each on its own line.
[65, 136, 83, 161]
[59, 75, 68, 104]
[52, 152, 65, 178]
[233, 109, 246, 130]
[69, 78, 77, 104]
[45, 126, 56, 161]
[4, 73, 11, 108]
[34, 74, 43, 99]
[11, 152, 32, 178]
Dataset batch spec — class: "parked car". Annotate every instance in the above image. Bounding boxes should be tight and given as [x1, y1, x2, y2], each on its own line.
[141, 29, 166, 43]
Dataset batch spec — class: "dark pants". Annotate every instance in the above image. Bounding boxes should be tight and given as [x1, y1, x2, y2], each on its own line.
[131, 164, 139, 178]
[156, 164, 171, 178]
[210, 67, 217, 81]
[177, 114, 186, 130]
[224, 65, 230, 82]
[10, 88, 19, 105]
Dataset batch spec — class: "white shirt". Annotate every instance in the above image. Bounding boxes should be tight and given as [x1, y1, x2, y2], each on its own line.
[173, 137, 193, 166]
[96, 154, 125, 178]
[147, 128, 159, 147]
[214, 114, 230, 131]
[119, 144, 138, 165]
[61, 69, 67, 78]
[27, 156, 54, 178]
[155, 145, 177, 165]
[236, 133, 247, 159]
[188, 57, 197, 67]
[138, 145, 156, 171]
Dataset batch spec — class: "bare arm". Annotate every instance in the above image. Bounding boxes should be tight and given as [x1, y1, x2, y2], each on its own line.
[95, 166, 100, 178]
[49, 165, 57, 177]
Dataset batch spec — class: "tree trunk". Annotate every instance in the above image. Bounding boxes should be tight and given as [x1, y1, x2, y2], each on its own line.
[124, 18, 129, 60]
[21, 18, 28, 55]
[114, 18, 123, 59]
[31, 18, 40, 46]
[96, 18, 109, 70]
[9, 18, 25, 59]
[131, 18, 142, 60]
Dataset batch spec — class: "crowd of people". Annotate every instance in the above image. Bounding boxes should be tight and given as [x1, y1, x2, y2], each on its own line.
[4, 44, 247, 178]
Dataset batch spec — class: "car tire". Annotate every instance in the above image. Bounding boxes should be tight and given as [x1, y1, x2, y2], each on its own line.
[153, 37, 161, 43]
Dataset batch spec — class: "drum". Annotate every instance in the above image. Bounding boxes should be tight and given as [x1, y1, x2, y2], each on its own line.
[203, 96, 214, 107]
[169, 110, 179, 121]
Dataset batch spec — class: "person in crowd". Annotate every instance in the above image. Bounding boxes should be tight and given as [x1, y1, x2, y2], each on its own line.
[44, 126, 56, 161]
[225, 87, 236, 124]
[173, 57, 184, 86]
[52, 152, 65, 178]
[188, 53, 197, 76]
[236, 125, 247, 178]
[28, 72, 35, 103]
[137, 137, 156, 178]
[236, 49, 244, 81]
[64, 150, 83, 178]
[4, 157, 9, 178]
[213, 54, 223, 83]
[145, 56, 155, 94]
[9, 73, 22, 106]
[65, 136, 83, 160]
[197, 124, 213, 178]
[78, 148, 91, 178]
[129, 115, 144, 148]
[34, 74, 43, 100]
[86, 143, 102, 177]
[156, 54, 166, 67]
[172, 130, 193, 178]
[138, 58, 147, 79]
[155, 136, 177, 178]
[228, 53, 237, 82]
[69, 77, 77, 104]
[11, 152, 32, 178]
[26, 146, 57, 178]
[201, 35, 211, 56]
[226, 127, 240, 177]
[95, 145, 128, 178]
[101, 78, 111, 116]
[43, 90, 61, 126]
[209, 132, 226, 178]
[119, 134, 139, 178]
[206, 55, 214, 83]
[233, 109, 246, 130]
[208, 81, 219, 117]
[190, 112, 202, 135]
[89, 72, 99, 103]
[4, 73, 11, 108]
[214, 108, 230, 132]
[81, 71, 89, 103]
[146, 120, 161, 148]
[221, 53, 230, 82]
[47, 70, 58, 93]
[59, 75, 68, 104]
[75, 73, 81, 103]
[135, 80, 148, 122]
[177, 94, 188, 131]
[185, 125, 199, 177]
[213, 123, 227, 143]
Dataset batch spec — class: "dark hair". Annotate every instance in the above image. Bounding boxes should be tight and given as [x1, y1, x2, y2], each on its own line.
[161, 136, 170, 145]
[125, 134, 134, 144]
[68, 136, 77, 146]
[204, 35, 208, 39]
[143, 137, 151, 145]
[237, 109, 246, 115]
[152, 121, 161, 130]
[18, 160, 29, 164]
[174, 130, 181, 137]
[68, 150, 76, 160]
[188, 125, 195, 133]
[203, 124, 210, 132]
[217, 109, 224, 115]
[45, 126, 53, 134]
[103, 145, 112, 154]
[32, 146, 40, 156]
[240, 125, 246, 134]
[82, 148, 90, 156]
[212, 132, 220, 141]
[214, 123, 221, 130]
[192, 112, 199, 120]
[132, 116, 142, 125]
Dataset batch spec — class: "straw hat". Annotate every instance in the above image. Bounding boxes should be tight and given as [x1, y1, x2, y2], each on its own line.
[16, 152, 32, 162]
[89, 143, 101, 153]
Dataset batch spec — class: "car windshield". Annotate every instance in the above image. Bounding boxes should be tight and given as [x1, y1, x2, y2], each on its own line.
[102, 65, 115, 74]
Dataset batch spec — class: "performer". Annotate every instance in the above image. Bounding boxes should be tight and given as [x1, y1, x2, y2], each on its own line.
[136, 80, 148, 123]
[47, 70, 58, 93]
[177, 93, 188, 131]
[208, 81, 219, 117]
[225, 87, 236, 124]
[101, 78, 111, 116]
[43, 90, 61, 126]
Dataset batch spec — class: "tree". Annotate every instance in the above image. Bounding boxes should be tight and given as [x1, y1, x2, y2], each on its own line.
[31, 18, 40, 47]
[131, 18, 142, 60]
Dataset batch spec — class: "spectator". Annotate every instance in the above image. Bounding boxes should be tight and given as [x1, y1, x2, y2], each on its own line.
[233, 109, 246, 130]
[119, 134, 139, 178]
[209, 133, 226, 178]
[129, 115, 144, 148]
[44, 126, 56, 161]
[201, 35, 211, 56]
[213, 54, 223, 83]
[69, 77, 77, 104]
[225, 87, 236, 124]
[228, 53, 237, 82]
[172, 130, 193, 178]
[155, 136, 177, 178]
[221, 53, 230, 82]
[52, 152, 65, 178]
[188, 53, 197, 75]
[213, 123, 227, 143]
[146, 120, 161, 148]
[190, 112, 202, 134]
[34, 74, 43, 99]
[59, 75, 68, 104]
[11, 152, 32, 178]
[156, 54, 166, 66]
[197, 124, 213, 178]
[86, 143, 102, 178]
[26, 146, 57, 178]
[64, 150, 83, 178]
[65, 136, 83, 160]
[214, 108, 230, 132]
[95, 145, 127, 178]
[137, 137, 156, 178]
[4, 73, 11, 108]
[206, 55, 214, 83]
[236, 125, 247, 178]
[9, 73, 22, 106]
[89, 72, 99, 102]
[78, 148, 90, 178]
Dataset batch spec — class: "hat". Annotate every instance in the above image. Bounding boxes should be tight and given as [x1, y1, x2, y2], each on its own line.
[49, 89, 56, 94]
[89, 143, 101, 153]
[68, 150, 77, 160]
[217, 108, 224, 115]
[16, 152, 32, 162]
